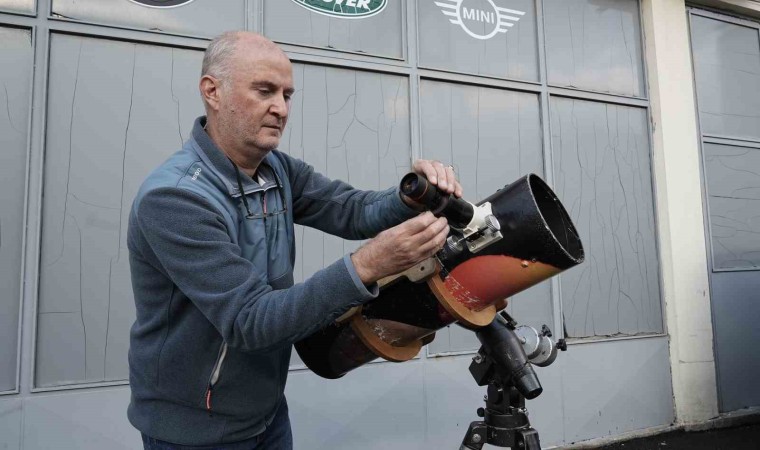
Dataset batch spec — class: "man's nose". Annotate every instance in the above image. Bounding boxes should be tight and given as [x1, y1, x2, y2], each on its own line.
[270, 94, 289, 118]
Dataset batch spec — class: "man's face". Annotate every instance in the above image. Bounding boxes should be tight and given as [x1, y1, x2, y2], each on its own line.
[217, 43, 294, 158]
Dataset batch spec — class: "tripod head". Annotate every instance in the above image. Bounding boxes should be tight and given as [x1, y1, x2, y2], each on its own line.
[460, 312, 566, 450]
[470, 312, 543, 399]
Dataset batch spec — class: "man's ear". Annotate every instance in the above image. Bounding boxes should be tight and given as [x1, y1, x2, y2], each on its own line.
[200, 75, 221, 112]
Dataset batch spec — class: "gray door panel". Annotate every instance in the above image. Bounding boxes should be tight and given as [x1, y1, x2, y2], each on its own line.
[544, 0, 646, 97]
[417, 0, 538, 81]
[52, 0, 245, 38]
[0, 0, 34, 14]
[710, 270, 760, 411]
[419, 79, 548, 354]
[0, 26, 33, 393]
[263, 0, 404, 59]
[691, 15, 760, 141]
[703, 142, 760, 270]
[281, 63, 412, 284]
[36, 33, 204, 387]
[550, 97, 662, 338]
[278, 63, 411, 367]
[690, 11, 760, 412]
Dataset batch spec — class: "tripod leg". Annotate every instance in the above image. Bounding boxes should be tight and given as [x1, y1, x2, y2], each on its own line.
[459, 421, 486, 450]
[517, 428, 541, 450]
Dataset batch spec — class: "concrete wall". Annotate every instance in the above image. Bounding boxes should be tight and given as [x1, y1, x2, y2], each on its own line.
[640, 0, 720, 424]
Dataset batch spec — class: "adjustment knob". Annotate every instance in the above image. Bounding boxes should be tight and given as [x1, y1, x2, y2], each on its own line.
[446, 235, 464, 253]
[514, 325, 541, 360]
[532, 335, 559, 367]
[485, 215, 501, 233]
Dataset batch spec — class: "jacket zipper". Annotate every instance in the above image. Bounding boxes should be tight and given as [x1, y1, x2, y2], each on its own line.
[205, 342, 228, 415]
[261, 191, 267, 223]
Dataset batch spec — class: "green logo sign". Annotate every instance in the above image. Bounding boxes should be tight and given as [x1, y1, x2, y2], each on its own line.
[291, 0, 388, 19]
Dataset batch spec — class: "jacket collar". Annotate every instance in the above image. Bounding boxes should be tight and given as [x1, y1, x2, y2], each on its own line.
[190, 116, 281, 198]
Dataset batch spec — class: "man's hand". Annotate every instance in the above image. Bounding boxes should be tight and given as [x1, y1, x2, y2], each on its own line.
[409, 159, 463, 198]
[351, 212, 450, 285]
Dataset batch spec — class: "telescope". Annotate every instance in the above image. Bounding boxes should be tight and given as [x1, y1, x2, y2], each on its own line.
[295, 172, 584, 378]
[295, 172, 584, 449]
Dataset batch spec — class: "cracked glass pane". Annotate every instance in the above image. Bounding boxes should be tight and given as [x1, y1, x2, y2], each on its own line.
[418, 80, 548, 354]
[0, 0, 34, 14]
[0, 26, 32, 392]
[51, 0, 245, 38]
[544, 0, 645, 98]
[278, 63, 412, 367]
[704, 143, 760, 270]
[550, 97, 663, 338]
[691, 15, 760, 141]
[263, 0, 404, 59]
[417, 0, 538, 82]
[36, 34, 204, 387]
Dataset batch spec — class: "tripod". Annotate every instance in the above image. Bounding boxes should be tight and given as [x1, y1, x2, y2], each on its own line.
[459, 314, 545, 450]
[459, 382, 541, 449]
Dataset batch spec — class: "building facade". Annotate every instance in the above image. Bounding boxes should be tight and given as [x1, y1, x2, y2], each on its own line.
[0, 0, 757, 448]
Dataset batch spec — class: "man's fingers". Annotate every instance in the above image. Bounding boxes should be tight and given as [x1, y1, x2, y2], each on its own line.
[400, 211, 438, 234]
[445, 165, 463, 197]
[412, 159, 460, 196]
[413, 217, 448, 242]
[417, 225, 450, 256]
[433, 162, 449, 192]
[444, 165, 455, 192]
[454, 181, 463, 198]
[413, 218, 449, 250]
[413, 159, 439, 185]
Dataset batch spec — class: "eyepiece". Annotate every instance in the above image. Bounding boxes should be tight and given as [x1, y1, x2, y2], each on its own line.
[400, 172, 474, 229]
[401, 173, 437, 206]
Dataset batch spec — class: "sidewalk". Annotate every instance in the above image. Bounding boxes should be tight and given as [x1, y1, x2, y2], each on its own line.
[589, 423, 760, 450]
[559, 410, 760, 450]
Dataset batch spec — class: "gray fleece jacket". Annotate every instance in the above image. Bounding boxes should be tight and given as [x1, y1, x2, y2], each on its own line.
[127, 117, 417, 445]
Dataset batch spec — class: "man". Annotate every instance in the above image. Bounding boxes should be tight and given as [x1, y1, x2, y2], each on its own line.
[127, 31, 462, 449]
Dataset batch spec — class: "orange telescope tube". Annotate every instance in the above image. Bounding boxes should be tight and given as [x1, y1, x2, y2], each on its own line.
[295, 174, 584, 379]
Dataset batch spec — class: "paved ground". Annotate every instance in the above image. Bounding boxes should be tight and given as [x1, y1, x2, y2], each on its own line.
[589, 423, 760, 450]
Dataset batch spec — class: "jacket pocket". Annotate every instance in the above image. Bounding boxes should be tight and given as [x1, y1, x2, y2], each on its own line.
[204, 347, 285, 418]
[156, 323, 222, 408]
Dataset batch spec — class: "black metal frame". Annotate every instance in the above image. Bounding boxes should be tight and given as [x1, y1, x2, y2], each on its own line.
[460, 384, 541, 450]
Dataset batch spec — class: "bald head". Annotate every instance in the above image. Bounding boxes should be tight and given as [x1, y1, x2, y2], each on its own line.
[201, 31, 288, 88]
[199, 31, 294, 174]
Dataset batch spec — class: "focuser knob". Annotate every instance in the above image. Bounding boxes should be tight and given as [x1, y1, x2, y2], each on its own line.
[485, 214, 501, 233]
[446, 235, 464, 253]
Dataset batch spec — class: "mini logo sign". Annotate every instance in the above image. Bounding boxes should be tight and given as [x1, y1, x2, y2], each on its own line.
[291, 0, 388, 19]
[434, 0, 525, 40]
[128, 0, 195, 8]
